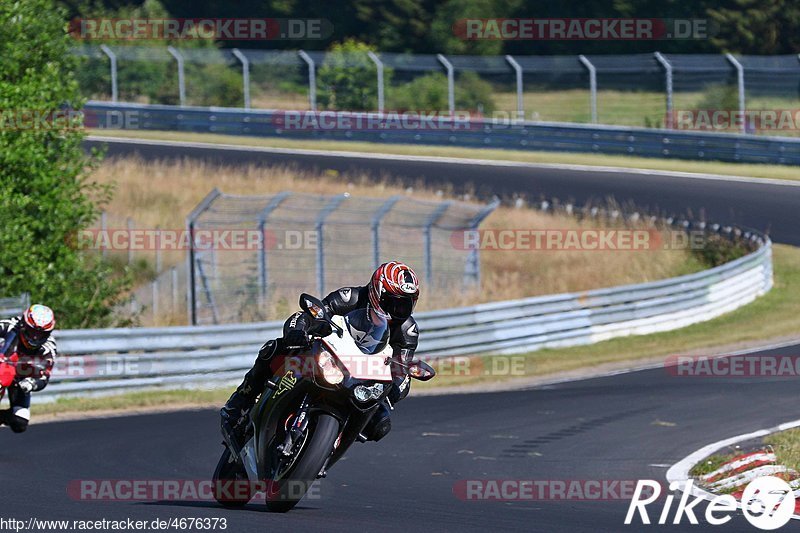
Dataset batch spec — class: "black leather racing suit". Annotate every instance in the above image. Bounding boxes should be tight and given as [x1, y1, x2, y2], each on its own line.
[229, 286, 418, 441]
[0, 317, 58, 433]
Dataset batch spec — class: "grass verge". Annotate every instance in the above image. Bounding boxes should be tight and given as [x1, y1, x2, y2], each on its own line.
[90, 129, 800, 183]
[765, 428, 800, 473]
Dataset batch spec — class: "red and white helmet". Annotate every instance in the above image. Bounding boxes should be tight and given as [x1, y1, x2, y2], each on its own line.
[20, 304, 55, 350]
[368, 261, 419, 321]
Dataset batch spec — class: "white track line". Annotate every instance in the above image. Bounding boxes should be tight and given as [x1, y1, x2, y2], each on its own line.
[86, 135, 800, 189]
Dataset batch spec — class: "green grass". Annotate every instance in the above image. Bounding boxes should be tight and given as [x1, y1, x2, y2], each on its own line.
[91, 129, 800, 183]
[765, 428, 800, 473]
[689, 453, 737, 478]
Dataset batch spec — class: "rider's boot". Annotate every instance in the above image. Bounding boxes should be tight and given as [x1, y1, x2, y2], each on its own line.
[220, 339, 279, 444]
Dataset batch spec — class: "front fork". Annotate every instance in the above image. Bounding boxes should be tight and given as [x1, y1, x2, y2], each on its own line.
[277, 394, 310, 457]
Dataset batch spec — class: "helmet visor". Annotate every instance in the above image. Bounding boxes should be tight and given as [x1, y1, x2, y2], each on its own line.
[380, 293, 415, 320]
[22, 326, 49, 349]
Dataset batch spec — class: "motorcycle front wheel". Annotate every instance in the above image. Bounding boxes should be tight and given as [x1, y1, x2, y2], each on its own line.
[212, 448, 252, 508]
[265, 413, 339, 512]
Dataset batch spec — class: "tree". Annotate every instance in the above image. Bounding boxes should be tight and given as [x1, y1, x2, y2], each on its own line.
[0, 0, 130, 328]
[318, 40, 388, 111]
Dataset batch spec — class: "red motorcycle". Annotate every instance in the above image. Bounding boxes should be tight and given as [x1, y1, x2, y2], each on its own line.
[0, 332, 45, 402]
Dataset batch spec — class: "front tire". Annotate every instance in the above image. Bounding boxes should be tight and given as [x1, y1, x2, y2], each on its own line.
[265, 413, 339, 512]
[212, 448, 252, 508]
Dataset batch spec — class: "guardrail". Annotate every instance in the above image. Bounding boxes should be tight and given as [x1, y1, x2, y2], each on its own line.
[86, 101, 800, 165]
[42, 234, 772, 400]
[0, 294, 29, 318]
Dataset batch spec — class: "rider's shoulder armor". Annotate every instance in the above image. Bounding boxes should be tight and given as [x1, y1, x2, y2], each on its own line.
[323, 286, 368, 316]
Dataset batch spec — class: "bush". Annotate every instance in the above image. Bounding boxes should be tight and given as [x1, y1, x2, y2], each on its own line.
[389, 71, 496, 113]
[0, 0, 131, 328]
[318, 39, 387, 111]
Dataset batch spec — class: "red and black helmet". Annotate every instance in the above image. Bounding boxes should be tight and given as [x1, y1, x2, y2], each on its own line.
[368, 261, 419, 321]
[20, 304, 55, 350]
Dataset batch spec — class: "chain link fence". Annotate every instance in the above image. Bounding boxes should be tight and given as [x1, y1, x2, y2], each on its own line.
[75, 45, 800, 134]
[186, 190, 497, 325]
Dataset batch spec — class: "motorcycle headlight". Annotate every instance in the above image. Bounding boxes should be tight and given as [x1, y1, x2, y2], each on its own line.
[353, 383, 385, 402]
[317, 350, 344, 385]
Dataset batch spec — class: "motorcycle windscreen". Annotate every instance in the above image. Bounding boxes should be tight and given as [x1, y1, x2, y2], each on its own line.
[344, 308, 389, 355]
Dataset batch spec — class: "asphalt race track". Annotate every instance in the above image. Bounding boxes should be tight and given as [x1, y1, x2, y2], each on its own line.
[5, 343, 800, 532]
[86, 136, 800, 245]
[16, 137, 792, 531]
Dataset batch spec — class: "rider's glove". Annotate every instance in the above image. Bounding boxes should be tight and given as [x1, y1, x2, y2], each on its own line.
[282, 330, 310, 350]
[17, 378, 36, 393]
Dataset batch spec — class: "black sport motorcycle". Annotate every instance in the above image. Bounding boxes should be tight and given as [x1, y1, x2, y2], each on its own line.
[213, 293, 435, 512]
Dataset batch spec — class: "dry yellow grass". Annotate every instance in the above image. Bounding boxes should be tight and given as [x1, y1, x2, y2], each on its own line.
[91, 156, 700, 322]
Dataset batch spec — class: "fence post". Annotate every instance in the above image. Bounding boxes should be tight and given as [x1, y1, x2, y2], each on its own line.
[171, 266, 178, 315]
[464, 198, 500, 285]
[99, 45, 118, 102]
[654, 52, 673, 129]
[725, 53, 746, 134]
[367, 51, 385, 114]
[298, 50, 317, 111]
[231, 48, 250, 109]
[185, 189, 222, 325]
[256, 192, 292, 305]
[126, 217, 134, 265]
[195, 258, 219, 324]
[100, 211, 107, 259]
[437, 54, 455, 116]
[371, 196, 401, 268]
[167, 46, 186, 107]
[152, 279, 159, 320]
[316, 194, 348, 296]
[505, 55, 524, 121]
[578, 55, 597, 124]
[423, 201, 452, 286]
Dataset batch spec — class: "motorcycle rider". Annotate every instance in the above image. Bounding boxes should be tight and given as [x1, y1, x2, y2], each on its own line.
[0, 304, 57, 433]
[221, 261, 420, 444]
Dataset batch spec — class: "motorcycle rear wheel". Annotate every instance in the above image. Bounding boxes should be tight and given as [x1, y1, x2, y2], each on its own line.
[265, 413, 339, 512]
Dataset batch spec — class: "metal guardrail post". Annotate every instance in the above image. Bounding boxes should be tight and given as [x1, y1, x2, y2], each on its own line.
[152, 279, 159, 319]
[654, 52, 673, 129]
[725, 53, 746, 134]
[437, 54, 455, 116]
[423, 201, 452, 286]
[298, 50, 317, 111]
[231, 48, 251, 109]
[315, 194, 348, 296]
[99, 45, 118, 102]
[505, 55, 524, 121]
[185, 188, 222, 325]
[256, 192, 292, 305]
[100, 211, 107, 259]
[464, 199, 500, 285]
[578, 55, 598, 124]
[126, 217, 134, 265]
[371, 196, 401, 269]
[167, 46, 186, 107]
[367, 51, 385, 114]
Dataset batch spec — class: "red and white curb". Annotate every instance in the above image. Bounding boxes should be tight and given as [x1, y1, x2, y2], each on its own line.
[666, 418, 800, 520]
